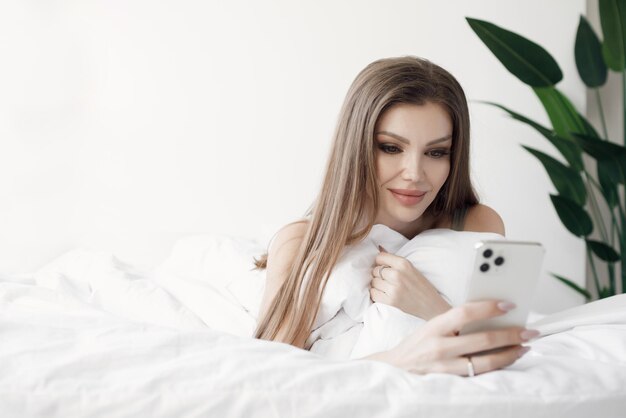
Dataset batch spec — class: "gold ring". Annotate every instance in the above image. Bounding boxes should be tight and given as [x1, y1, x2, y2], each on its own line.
[379, 265, 390, 280]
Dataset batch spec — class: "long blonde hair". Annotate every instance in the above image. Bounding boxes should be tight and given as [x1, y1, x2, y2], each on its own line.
[253, 56, 478, 349]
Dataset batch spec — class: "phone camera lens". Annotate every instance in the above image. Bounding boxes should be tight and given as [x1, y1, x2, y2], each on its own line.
[483, 249, 493, 258]
[480, 263, 490, 272]
[495, 256, 504, 266]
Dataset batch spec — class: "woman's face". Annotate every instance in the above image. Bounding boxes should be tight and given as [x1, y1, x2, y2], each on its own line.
[373, 102, 453, 237]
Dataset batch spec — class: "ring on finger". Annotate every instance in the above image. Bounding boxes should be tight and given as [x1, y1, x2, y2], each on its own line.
[466, 356, 475, 377]
[379, 265, 390, 280]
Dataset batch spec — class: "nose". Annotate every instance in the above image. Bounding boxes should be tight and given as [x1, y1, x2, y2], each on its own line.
[401, 155, 424, 182]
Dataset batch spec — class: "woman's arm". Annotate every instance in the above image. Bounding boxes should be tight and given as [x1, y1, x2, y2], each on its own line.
[257, 220, 309, 343]
[358, 300, 534, 376]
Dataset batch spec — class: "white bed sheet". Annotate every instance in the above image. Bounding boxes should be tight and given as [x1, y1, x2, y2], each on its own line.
[1, 247, 626, 417]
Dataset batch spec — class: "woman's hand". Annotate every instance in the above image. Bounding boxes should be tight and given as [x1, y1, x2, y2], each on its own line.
[369, 300, 536, 376]
[369, 245, 451, 320]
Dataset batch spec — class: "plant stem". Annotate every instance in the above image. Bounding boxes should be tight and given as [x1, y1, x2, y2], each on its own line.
[595, 89, 609, 140]
[586, 245, 603, 298]
[615, 67, 626, 293]
[586, 173, 623, 239]
[618, 190, 626, 228]
[617, 181, 625, 295]
[621, 209, 626, 295]
[611, 204, 622, 246]
[583, 170, 609, 242]
[622, 71, 626, 146]
[623, 70, 626, 146]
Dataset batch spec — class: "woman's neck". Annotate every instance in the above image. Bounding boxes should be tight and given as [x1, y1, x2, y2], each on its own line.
[373, 211, 441, 240]
[403, 213, 440, 239]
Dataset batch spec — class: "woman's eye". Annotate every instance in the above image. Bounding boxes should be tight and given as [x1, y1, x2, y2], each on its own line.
[378, 144, 401, 154]
[428, 149, 451, 158]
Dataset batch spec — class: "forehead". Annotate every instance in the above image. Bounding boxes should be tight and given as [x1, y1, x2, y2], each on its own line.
[375, 102, 452, 143]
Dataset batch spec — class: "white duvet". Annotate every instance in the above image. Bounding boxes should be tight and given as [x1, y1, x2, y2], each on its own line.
[1, 232, 626, 417]
[304, 225, 506, 359]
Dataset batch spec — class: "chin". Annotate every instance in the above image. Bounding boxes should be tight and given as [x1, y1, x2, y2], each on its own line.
[388, 200, 433, 220]
[387, 207, 426, 223]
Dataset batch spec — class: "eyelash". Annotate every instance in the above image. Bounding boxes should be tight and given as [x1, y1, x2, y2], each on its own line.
[377, 144, 451, 158]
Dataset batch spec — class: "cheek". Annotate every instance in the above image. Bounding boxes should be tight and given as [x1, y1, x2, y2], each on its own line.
[375, 156, 392, 186]
[431, 162, 451, 190]
[441, 164, 451, 184]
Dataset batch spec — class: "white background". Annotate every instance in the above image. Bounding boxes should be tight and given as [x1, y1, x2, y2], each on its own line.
[0, 0, 588, 313]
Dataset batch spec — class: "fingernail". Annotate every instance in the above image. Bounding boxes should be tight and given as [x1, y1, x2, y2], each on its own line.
[518, 346, 531, 358]
[520, 329, 540, 341]
[497, 301, 516, 312]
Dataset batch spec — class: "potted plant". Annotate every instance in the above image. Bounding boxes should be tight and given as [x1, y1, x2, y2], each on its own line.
[466, 0, 626, 300]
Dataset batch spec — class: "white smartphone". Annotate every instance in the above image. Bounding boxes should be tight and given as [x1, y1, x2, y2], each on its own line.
[459, 240, 545, 335]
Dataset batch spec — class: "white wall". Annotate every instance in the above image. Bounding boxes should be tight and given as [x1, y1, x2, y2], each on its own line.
[0, 0, 586, 313]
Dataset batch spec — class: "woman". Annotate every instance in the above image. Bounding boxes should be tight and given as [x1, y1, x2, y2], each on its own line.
[252, 56, 535, 376]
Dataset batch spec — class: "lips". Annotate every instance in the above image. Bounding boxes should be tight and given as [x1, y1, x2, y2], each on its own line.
[390, 189, 426, 206]
[389, 188, 427, 197]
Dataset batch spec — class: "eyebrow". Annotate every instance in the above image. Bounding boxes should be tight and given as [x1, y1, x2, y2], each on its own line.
[375, 131, 452, 146]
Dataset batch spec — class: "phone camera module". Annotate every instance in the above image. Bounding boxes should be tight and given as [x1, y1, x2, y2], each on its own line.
[480, 263, 490, 272]
[483, 249, 493, 258]
[494, 256, 504, 266]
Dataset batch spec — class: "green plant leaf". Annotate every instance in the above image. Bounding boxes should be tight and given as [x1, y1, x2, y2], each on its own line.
[598, 162, 619, 208]
[550, 194, 593, 237]
[599, 159, 626, 185]
[480, 101, 584, 171]
[599, 0, 626, 71]
[466, 17, 562, 87]
[578, 111, 602, 139]
[571, 133, 626, 184]
[522, 145, 587, 206]
[585, 239, 620, 262]
[550, 272, 591, 300]
[575, 15, 608, 87]
[534, 87, 587, 139]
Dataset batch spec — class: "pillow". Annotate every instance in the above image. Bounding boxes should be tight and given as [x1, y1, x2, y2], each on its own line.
[302, 224, 506, 359]
[153, 234, 267, 337]
[33, 248, 207, 331]
[349, 226, 506, 358]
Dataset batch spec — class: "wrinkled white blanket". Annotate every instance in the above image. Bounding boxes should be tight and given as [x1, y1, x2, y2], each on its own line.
[3, 238, 626, 417]
[150, 224, 506, 360]
[305, 225, 506, 359]
[150, 227, 626, 361]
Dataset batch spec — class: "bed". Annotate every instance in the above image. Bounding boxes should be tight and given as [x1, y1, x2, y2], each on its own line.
[1, 233, 625, 417]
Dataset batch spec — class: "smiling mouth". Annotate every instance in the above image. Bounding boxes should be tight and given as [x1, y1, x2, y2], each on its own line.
[389, 189, 427, 197]
[390, 190, 426, 206]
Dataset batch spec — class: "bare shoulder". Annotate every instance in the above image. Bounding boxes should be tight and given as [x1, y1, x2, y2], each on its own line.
[258, 219, 310, 320]
[464, 204, 506, 236]
[268, 219, 310, 256]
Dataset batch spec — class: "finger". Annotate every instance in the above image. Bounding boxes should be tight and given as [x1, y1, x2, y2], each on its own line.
[374, 252, 408, 271]
[371, 265, 387, 278]
[454, 345, 527, 376]
[371, 265, 395, 281]
[423, 346, 522, 376]
[439, 327, 527, 358]
[425, 300, 514, 336]
[370, 276, 393, 294]
[369, 287, 389, 304]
